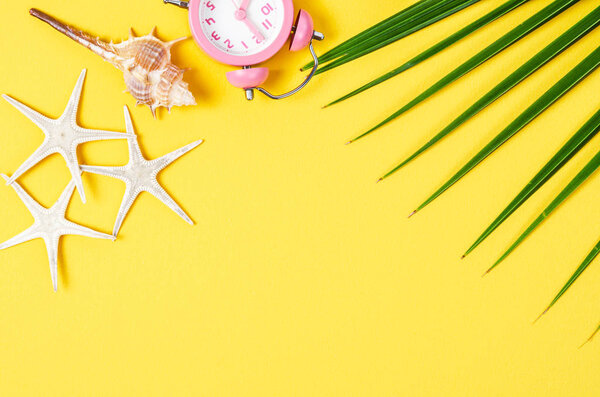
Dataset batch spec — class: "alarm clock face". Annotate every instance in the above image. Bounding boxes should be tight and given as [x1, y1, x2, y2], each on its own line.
[189, 0, 295, 66]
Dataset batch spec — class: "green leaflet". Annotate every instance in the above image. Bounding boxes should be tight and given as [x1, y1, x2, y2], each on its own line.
[301, 0, 437, 70]
[464, 106, 600, 258]
[488, 146, 600, 272]
[584, 323, 600, 346]
[313, 0, 481, 75]
[541, 238, 600, 319]
[324, 0, 529, 107]
[382, 4, 600, 181]
[411, 43, 600, 217]
[350, 0, 579, 144]
[315, 0, 452, 67]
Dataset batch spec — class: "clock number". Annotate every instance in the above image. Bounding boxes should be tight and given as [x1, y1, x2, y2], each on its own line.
[252, 35, 262, 44]
[224, 39, 234, 49]
[241, 41, 249, 49]
[205, 18, 215, 25]
[262, 19, 273, 30]
[211, 31, 221, 41]
[261, 3, 274, 15]
[206, 1, 215, 11]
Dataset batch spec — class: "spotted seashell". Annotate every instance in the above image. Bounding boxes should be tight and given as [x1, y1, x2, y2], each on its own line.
[30, 8, 196, 118]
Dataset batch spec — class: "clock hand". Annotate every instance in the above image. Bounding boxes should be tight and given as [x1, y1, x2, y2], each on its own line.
[230, 0, 250, 11]
[232, 0, 265, 42]
[239, 0, 251, 10]
[241, 18, 265, 42]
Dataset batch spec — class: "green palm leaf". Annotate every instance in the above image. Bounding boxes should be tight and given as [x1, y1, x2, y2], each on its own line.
[540, 238, 600, 320]
[349, 0, 579, 144]
[583, 323, 600, 346]
[302, 0, 473, 71]
[315, 0, 453, 68]
[464, 106, 600, 258]
[324, 0, 529, 108]
[488, 146, 600, 273]
[381, 5, 600, 181]
[313, 0, 481, 76]
[410, 43, 600, 217]
[301, 0, 437, 71]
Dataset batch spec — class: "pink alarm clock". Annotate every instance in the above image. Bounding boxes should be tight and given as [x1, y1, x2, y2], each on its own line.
[164, 0, 324, 100]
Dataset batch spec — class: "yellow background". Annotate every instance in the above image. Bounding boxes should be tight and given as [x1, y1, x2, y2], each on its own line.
[1, 0, 600, 395]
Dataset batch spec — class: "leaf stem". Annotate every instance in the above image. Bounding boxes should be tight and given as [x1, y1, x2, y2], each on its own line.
[351, 0, 579, 143]
[325, 0, 529, 107]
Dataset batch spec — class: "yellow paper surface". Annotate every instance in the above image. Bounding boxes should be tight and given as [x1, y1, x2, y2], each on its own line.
[1, 1, 600, 395]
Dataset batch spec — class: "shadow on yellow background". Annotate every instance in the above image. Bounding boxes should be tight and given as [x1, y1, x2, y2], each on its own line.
[0, 0, 599, 395]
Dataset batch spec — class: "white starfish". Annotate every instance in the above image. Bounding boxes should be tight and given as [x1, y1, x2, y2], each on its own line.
[2, 69, 133, 204]
[81, 106, 202, 237]
[0, 174, 115, 291]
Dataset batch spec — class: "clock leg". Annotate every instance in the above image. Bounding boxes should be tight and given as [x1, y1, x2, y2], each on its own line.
[225, 66, 270, 101]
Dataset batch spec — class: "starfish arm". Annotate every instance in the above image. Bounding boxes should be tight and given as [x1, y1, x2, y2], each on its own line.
[2, 94, 55, 132]
[149, 184, 193, 225]
[122, 106, 145, 158]
[61, 69, 86, 123]
[80, 164, 129, 183]
[42, 235, 60, 291]
[61, 220, 116, 241]
[52, 177, 77, 215]
[63, 72, 132, 141]
[0, 226, 39, 250]
[6, 143, 53, 185]
[126, 135, 145, 163]
[74, 127, 134, 144]
[150, 139, 203, 171]
[111, 185, 138, 237]
[62, 152, 86, 204]
[1, 174, 45, 215]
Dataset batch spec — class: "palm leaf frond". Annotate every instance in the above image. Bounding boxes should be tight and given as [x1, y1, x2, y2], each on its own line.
[583, 323, 600, 346]
[301, 0, 436, 71]
[464, 106, 600, 258]
[381, 5, 600, 180]
[302, 0, 478, 71]
[350, 0, 579, 144]
[541, 238, 600, 318]
[411, 43, 600, 217]
[489, 146, 600, 272]
[313, 0, 482, 75]
[325, 0, 529, 108]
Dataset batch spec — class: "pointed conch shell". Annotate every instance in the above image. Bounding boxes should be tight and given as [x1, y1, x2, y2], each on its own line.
[30, 8, 196, 118]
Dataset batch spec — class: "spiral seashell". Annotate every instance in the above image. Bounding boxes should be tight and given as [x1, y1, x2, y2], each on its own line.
[30, 8, 196, 118]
